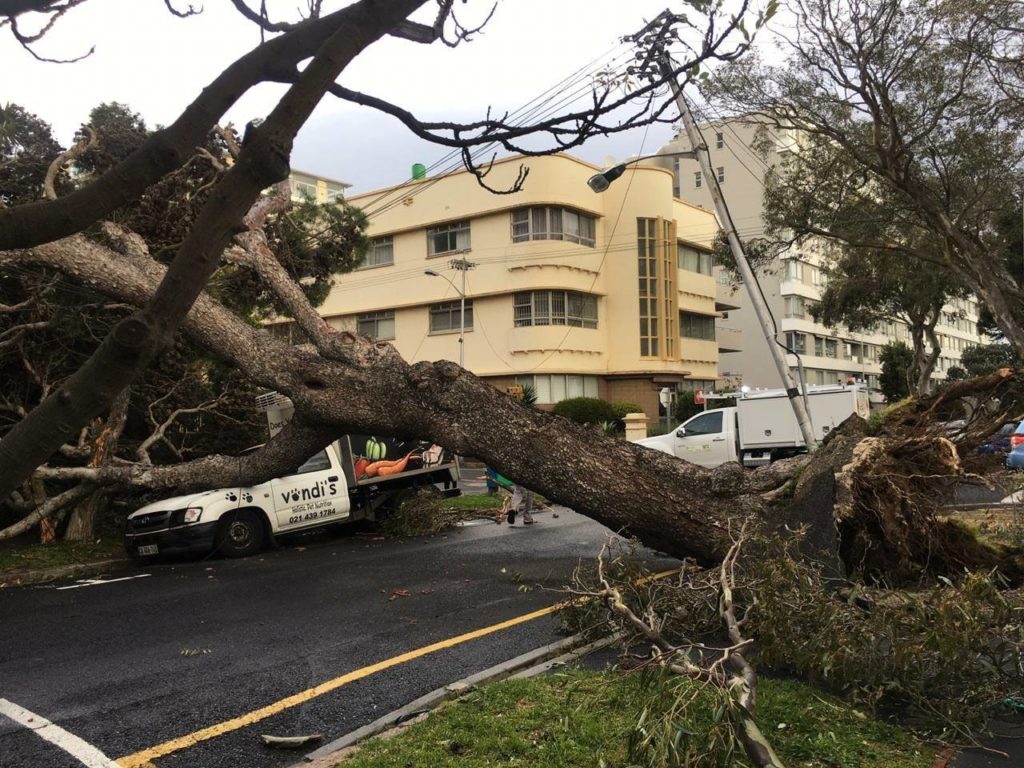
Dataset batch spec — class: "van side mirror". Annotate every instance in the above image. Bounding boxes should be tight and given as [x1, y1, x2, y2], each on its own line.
[675, 428, 686, 438]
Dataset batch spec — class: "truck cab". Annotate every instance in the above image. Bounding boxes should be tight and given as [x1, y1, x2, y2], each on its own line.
[635, 408, 739, 468]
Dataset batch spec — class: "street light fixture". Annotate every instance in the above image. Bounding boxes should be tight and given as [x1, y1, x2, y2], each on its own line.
[587, 150, 696, 193]
[424, 256, 475, 368]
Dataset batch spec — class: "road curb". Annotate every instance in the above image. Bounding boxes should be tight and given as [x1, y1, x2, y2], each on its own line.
[0, 558, 130, 587]
[294, 630, 621, 767]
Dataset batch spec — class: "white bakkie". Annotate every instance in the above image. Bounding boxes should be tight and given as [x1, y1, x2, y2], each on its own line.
[636, 385, 870, 468]
[125, 392, 460, 559]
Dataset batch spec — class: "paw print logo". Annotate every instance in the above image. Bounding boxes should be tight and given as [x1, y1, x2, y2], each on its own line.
[290, 490, 301, 502]
[225, 492, 238, 502]
[242, 492, 253, 503]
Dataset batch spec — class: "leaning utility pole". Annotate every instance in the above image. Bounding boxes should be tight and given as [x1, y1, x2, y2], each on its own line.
[627, 13, 818, 451]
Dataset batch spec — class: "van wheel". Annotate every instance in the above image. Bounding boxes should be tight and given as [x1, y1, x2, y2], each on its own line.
[217, 510, 264, 558]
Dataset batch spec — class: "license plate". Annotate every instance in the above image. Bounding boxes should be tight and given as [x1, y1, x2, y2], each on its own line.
[138, 544, 159, 556]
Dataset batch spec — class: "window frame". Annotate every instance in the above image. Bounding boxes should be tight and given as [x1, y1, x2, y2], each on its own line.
[361, 235, 394, 269]
[510, 206, 596, 247]
[357, 310, 396, 340]
[429, 300, 474, 334]
[426, 220, 471, 257]
[513, 290, 598, 329]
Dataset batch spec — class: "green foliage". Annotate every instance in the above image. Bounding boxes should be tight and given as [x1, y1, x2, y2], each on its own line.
[519, 384, 538, 406]
[0, 102, 65, 205]
[571, 535, 1024, 742]
[75, 102, 148, 178]
[879, 342, 913, 402]
[746, 550, 1023, 740]
[960, 344, 1021, 378]
[610, 401, 643, 420]
[552, 397, 619, 426]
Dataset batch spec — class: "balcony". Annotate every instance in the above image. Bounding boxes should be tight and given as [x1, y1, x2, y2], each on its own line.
[717, 326, 743, 353]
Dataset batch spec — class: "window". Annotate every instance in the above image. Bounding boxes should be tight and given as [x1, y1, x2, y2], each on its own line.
[430, 301, 473, 333]
[510, 206, 596, 246]
[357, 310, 395, 340]
[715, 131, 724, 149]
[717, 166, 725, 183]
[784, 296, 806, 318]
[513, 291, 597, 328]
[678, 244, 713, 275]
[292, 180, 317, 200]
[824, 338, 838, 358]
[784, 259, 804, 281]
[814, 336, 824, 356]
[516, 374, 599, 404]
[289, 450, 332, 475]
[672, 157, 681, 197]
[683, 411, 723, 436]
[638, 218, 659, 356]
[785, 331, 807, 354]
[268, 321, 309, 346]
[427, 220, 470, 256]
[362, 236, 394, 268]
[680, 312, 716, 340]
[694, 171, 702, 188]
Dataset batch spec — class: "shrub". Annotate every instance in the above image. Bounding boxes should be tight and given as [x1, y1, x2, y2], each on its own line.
[552, 397, 619, 426]
[610, 401, 643, 419]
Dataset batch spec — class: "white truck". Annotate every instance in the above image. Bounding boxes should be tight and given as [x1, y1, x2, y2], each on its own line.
[124, 393, 460, 559]
[636, 385, 870, 468]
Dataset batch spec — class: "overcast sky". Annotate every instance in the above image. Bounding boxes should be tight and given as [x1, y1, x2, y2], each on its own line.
[0, 0, 759, 193]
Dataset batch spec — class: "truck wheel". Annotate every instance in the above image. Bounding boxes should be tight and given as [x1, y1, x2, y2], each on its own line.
[216, 510, 264, 558]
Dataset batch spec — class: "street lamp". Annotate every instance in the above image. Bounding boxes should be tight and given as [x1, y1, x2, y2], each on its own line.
[587, 151, 696, 193]
[424, 256, 475, 368]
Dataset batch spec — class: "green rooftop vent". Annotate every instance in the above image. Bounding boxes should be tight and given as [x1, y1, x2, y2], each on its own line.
[412, 163, 427, 180]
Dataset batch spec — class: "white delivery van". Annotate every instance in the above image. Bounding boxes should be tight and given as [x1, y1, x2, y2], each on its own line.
[635, 385, 869, 468]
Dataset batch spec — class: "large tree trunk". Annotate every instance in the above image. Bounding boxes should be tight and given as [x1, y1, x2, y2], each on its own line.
[64, 391, 130, 542]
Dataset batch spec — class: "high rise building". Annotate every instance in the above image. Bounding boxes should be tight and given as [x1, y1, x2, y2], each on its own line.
[654, 118, 986, 398]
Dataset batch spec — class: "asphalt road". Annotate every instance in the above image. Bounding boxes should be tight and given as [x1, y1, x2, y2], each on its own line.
[0, 506, 676, 768]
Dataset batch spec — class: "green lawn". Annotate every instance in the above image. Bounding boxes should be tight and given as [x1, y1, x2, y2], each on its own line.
[0, 537, 124, 582]
[337, 671, 936, 768]
[444, 493, 504, 512]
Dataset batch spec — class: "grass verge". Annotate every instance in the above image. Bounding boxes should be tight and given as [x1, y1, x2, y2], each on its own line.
[0, 537, 124, 584]
[444, 493, 505, 513]
[334, 670, 936, 768]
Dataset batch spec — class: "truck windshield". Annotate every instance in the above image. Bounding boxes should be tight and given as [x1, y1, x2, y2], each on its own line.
[684, 411, 723, 436]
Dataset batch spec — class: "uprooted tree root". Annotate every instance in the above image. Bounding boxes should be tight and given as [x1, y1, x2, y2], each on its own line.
[783, 369, 1024, 583]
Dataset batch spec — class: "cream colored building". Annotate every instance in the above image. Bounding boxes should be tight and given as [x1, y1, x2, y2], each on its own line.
[290, 169, 349, 204]
[654, 118, 986, 398]
[312, 153, 730, 419]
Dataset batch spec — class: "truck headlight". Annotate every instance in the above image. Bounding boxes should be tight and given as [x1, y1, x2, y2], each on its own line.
[183, 507, 202, 523]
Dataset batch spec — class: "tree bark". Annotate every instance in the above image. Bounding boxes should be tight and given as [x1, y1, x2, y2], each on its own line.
[0, 0, 431, 508]
[64, 390, 129, 542]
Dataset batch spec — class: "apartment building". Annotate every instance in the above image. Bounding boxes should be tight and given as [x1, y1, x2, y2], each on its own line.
[308, 153, 731, 418]
[290, 169, 349, 204]
[654, 118, 986, 398]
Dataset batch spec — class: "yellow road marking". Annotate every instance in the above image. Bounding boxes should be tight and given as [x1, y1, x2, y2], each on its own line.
[116, 567, 680, 767]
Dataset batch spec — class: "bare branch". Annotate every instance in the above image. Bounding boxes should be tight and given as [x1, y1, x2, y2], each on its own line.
[44, 125, 95, 200]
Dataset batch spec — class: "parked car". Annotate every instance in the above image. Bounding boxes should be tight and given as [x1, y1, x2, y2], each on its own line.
[978, 420, 1021, 454]
[1005, 422, 1024, 469]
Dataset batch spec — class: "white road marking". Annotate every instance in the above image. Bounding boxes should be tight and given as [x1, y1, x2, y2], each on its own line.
[0, 698, 121, 768]
[55, 574, 151, 591]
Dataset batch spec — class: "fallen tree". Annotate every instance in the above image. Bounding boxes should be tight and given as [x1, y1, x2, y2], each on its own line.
[0, 1, 1020, 581]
